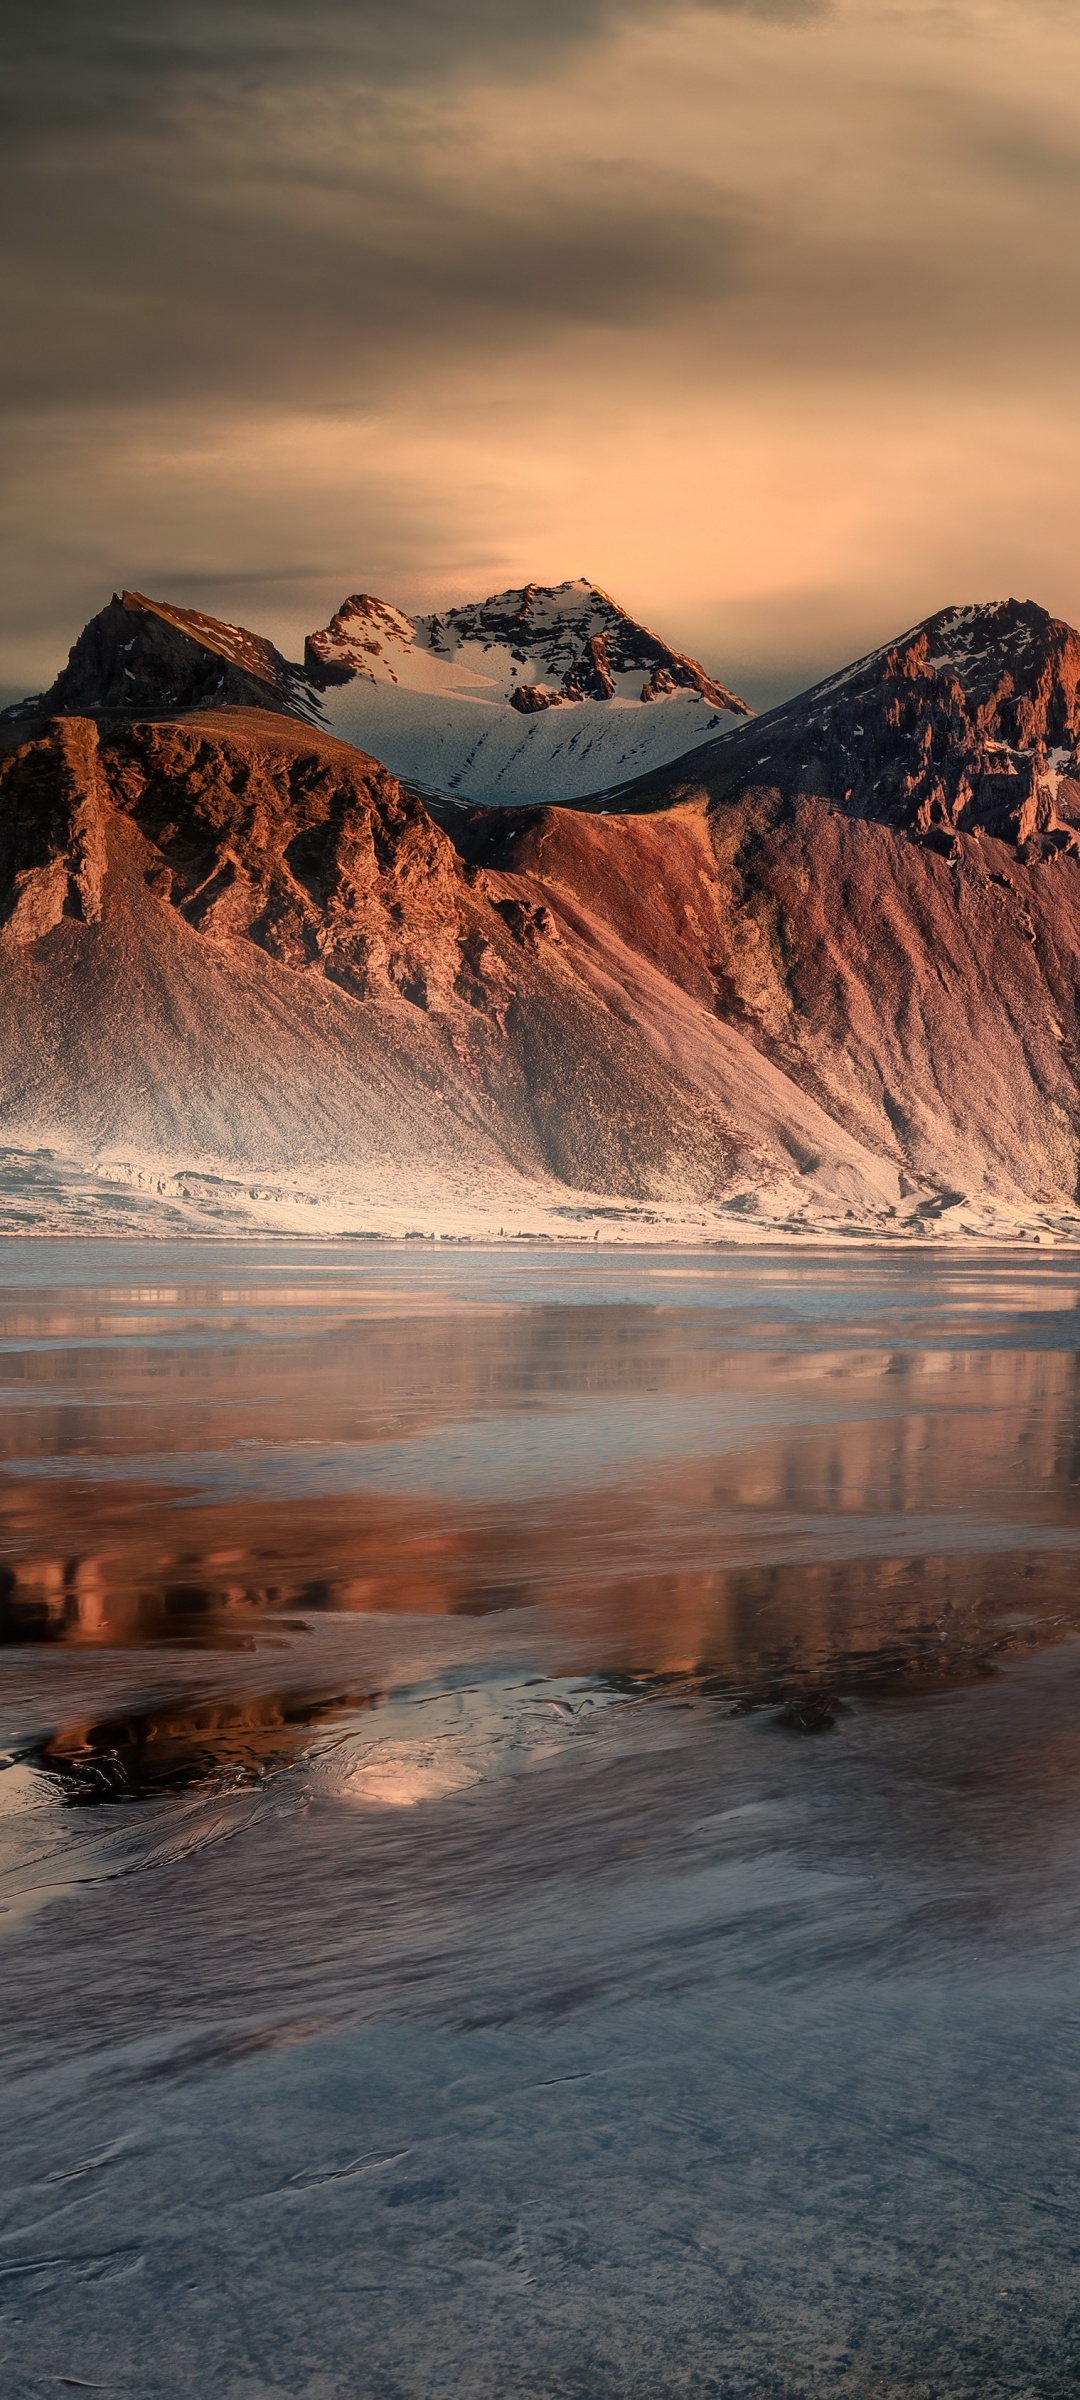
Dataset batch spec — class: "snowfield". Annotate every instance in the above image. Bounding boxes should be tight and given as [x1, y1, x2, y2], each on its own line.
[316, 678, 737, 805]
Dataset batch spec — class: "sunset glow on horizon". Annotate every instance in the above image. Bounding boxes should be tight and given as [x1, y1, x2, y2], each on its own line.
[6, 0, 1080, 705]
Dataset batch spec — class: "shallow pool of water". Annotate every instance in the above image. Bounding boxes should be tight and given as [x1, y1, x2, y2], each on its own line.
[2, 1240, 1080, 2397]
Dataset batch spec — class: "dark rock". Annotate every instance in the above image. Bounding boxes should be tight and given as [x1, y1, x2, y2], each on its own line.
[5, 591, 320, 728]
[509, 684, 569, 714]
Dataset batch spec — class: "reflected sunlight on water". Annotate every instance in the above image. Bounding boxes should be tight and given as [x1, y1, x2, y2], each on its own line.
[3, 1240, 1080, 1699]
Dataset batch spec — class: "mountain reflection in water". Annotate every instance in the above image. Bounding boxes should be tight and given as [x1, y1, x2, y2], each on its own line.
[5, 1241, 1080, 2399]
[4, 1250, 1080, 1695]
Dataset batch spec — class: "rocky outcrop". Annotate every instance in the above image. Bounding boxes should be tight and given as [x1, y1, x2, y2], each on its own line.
[305, 579, 751, 716]
[0, 717, 107, 942]
[85, 711, 476, 1007]
[509, 684, 569, 715]
[606, 599, 1080, 858]
[5, 592, 321, 727]
[305, 596, 416, 688]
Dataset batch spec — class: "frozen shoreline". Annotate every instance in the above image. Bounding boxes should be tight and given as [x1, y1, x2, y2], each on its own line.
[5, 1246, 1080, 2395]
[2, 1140, 1078, 1247]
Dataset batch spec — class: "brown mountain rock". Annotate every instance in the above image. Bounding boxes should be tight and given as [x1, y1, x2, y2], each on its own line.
[441, 597, 1080, 1224]
[455, 788, 1080, 1215]
[5, 591, 320, 727]
[0, 708, 900, 1235]
[600, 598, 1080, 851]
[4, 594, 1080, 1240]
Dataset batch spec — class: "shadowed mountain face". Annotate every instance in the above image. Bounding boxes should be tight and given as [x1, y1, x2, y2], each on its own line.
[2, 593, 1080, 1239]
[605, 599, 1080, 856]
[4, 590, 323, 728]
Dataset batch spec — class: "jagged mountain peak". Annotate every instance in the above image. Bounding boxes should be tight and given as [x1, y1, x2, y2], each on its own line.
[756, 595, 1080, 847]
[119, 590, 299, 695]
[306, 576, 749, 717]
[601, 595, 1080, 860]
[303, 575, 751, 803]
[4, 589, 321, 729]
[811, 597, 1074, 711]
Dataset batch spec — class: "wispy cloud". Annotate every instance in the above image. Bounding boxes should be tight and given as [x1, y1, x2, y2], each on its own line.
[4, 0, 1080, 700]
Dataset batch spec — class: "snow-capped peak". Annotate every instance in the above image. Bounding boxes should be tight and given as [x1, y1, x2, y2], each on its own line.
[306, 579, 749, 715]
[300, 578, 751, 804]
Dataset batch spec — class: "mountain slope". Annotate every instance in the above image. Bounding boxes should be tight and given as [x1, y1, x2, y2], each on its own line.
[0, 709, 901, 1238]
[452, 596, 1080, 1222]
[456, 789, 1080, 1219]
[6, 590, 321, 727]
[306, 579, 750, 806]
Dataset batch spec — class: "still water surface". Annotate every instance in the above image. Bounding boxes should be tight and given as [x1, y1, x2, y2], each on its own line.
[2, 1242, 1080, 2396]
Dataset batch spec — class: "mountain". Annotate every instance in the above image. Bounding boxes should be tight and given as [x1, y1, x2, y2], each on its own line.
[4, 581, 751, 809]
[0, 706, 901, 1240]
[6, 589, 321, 727]
[304, 578, 751, 805]
[596, 597, 1080, 850]
[488, 595, 1080, 1221]
[2, 591, 1079, 1243]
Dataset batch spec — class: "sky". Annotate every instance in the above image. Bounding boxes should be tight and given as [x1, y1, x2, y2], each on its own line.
[5, 0, 1080, 710]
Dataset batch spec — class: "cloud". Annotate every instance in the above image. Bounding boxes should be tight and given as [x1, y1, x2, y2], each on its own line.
[1, 0, 817, 140]
[1, 1, 785, 419]
[7, 0, 1079, 422]
[1, 147, 754, 413]
[5, 0, 1080, 701]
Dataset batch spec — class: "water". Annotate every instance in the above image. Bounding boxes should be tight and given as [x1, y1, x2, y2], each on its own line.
[2, 1241, 1080, 2396]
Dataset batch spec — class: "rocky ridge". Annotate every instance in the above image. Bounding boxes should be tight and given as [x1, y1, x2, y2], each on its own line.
[3, 590, 1080, 1241]
[306, 579, 749, 716]
[6, 590, 321, 728]
[603, 599, 1080, 856]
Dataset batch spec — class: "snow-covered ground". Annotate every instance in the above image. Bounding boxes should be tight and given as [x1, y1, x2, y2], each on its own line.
[317, 677, 734, 803]
[1, 1134, 1076, 1245]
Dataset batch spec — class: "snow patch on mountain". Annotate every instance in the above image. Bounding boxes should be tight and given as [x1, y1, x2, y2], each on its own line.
[304, 579, 751, 806]
[313, 681, 740, 805]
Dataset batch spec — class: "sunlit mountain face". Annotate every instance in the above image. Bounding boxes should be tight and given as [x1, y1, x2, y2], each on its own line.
[4, 584, 1080, 1242]
[5, 580, 752, 807]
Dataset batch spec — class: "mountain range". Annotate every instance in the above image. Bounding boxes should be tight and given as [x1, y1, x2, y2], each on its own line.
[2, 581, 1079, 1243]
[9, 582, 749, 808]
